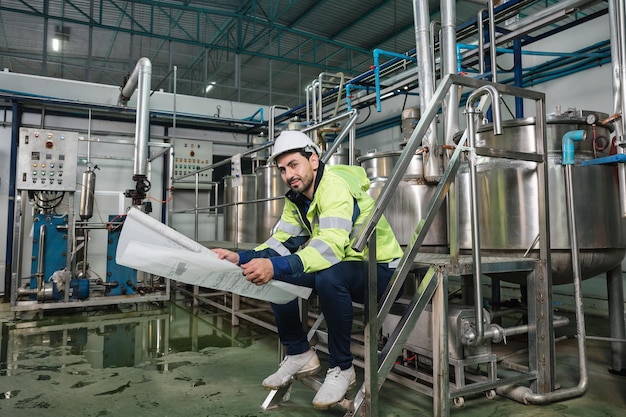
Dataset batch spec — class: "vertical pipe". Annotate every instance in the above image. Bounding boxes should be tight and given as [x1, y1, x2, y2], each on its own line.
[413, 0, 440, 182]
[349, 123, 356, 165]
[477, 8, 486, 75]
[464, 86, 502, 345]
[432, 270, 449, 417]
[514, 38, 524, 117]
[488, 0, 498, 83]
[608, 0, 626, 216]
[606, 264, 626, 373]
[4, 101, 20, 303]
[135, 59, 151, 177]
[364, 229, 379, 416]
[441, 0, 459, 144]
[119, 58, 152, 178]
[36, 224, 46, 300]
[305, 85, 311, 123]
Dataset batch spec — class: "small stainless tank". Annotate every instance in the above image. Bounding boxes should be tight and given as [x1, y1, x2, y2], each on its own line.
[224, 174, 257, 244]
[358, 150, 448, 247]
[457, 112, 626, 283]
[325, 147, 361, 166]
[256, 165, 287, 240]
[401, 107, 420, 142]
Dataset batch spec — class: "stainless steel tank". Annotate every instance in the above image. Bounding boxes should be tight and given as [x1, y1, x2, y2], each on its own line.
[358, 150, 448, 247]
[224, 174, 257, 244]
[325, 147, 361, 166]
[256, 165, 287, 240]
[457, 112, 626, 284]
[401, 107, 420, 143]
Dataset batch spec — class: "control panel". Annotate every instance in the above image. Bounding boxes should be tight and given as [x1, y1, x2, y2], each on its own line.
[172, 138, 213, 189]
[17, 128, 79, 192]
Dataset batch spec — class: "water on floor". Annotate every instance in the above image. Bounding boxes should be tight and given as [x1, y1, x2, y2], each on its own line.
[0, 296, 625, 417]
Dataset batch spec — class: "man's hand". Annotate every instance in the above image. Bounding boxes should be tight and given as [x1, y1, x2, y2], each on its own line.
[212, 248, 240, 265]
[241, 258, 274, 286]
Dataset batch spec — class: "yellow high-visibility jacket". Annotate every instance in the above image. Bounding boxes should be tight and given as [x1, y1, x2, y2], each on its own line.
[239, 163, 402, 277]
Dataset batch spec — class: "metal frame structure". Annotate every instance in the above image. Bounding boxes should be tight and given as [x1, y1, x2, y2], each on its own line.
[0, 1, 612, 108]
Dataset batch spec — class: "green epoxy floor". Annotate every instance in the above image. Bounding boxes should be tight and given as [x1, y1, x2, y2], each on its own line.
[0, 297, 624, 417]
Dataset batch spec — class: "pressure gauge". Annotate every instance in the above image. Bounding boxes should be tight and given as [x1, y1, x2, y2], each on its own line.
[586, 113, 597, 125]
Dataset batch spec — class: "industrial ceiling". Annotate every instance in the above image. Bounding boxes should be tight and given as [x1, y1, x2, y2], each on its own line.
[0, 0, 611, 111]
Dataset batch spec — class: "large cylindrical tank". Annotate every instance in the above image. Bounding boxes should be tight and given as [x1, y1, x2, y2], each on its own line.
[256, 165, 287, 240]
[457, 112, 626, 284]
[224, 174, 257, 244]
[358, 150, 448, 247]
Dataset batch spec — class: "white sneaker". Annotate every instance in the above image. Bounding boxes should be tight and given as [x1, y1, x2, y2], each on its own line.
[312, 365, 356, 410]
[262, 350, 321, 390]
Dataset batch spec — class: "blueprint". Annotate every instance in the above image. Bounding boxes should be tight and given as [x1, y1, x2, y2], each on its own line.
[115, 208, 312, 304]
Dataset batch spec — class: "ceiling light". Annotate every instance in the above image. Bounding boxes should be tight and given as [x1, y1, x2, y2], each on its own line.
[205, 82, 216, 93]
[52, 38, 61, 52]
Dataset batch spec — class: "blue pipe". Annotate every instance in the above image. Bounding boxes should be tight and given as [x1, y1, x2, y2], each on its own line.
[242, 107, 264, 122]
[373, 48, 417, 112]
[581, 154, 626, 166]
[345, 84, 372, 111]
[562, 130, 586, 165]
[456, 42, 607, 74]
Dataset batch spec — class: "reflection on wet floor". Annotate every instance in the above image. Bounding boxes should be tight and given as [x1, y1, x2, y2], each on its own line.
[1, 297, 625, 417]
[0, 300, 281, 417]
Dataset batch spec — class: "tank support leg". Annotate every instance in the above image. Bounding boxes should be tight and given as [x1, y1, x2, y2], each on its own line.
[607, 264, 626, 374]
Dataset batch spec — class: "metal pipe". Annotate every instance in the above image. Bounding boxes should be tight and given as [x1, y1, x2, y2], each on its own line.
[36, 224, 46, 300]
[413, 0, 441, 182]
[477, 8, 486, 75]
[462, 0, 599, 64]
[606, 264, 626, 372]
[119, 57, 152, 177]
[608, 0, 626, 216]
[488, 315, 570, 343]
[488, 0, 498, 82]
[441, 0, 460, 145]
[318, 109, 359, 164]
[429, 20, 441, 87]
[269, 105, 290, 139]
[464, 85, 502, 346]
[499, 130, 589, 404]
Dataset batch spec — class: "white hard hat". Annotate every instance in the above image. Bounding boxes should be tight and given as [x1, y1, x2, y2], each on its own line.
[268, 130, 322, 164]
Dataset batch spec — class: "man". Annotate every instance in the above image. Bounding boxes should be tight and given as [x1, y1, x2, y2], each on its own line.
[213, 130, 402, 410]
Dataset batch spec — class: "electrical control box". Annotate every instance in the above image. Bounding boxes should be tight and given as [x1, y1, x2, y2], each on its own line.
[172, 138, 213, 189]
[17, 127, 79, 192]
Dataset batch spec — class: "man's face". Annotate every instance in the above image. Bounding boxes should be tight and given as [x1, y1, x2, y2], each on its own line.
[276, 151, 319, 198]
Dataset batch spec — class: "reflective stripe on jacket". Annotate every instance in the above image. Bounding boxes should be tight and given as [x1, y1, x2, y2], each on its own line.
[254, 163, 403, 274]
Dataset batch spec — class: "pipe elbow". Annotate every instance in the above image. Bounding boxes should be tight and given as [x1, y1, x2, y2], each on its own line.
[562, 129, 587, 165]
[137, 57, 152, 68]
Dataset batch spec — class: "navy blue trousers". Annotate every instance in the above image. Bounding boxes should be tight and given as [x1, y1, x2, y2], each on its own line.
[270, 261, 395, 370]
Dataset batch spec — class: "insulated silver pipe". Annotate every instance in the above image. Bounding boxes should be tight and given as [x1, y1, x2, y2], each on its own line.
[608, 0, 626, 216]
[413, 0, 441, 183]
[441, 0, 460, 144]
[119, 57, 152, 177]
